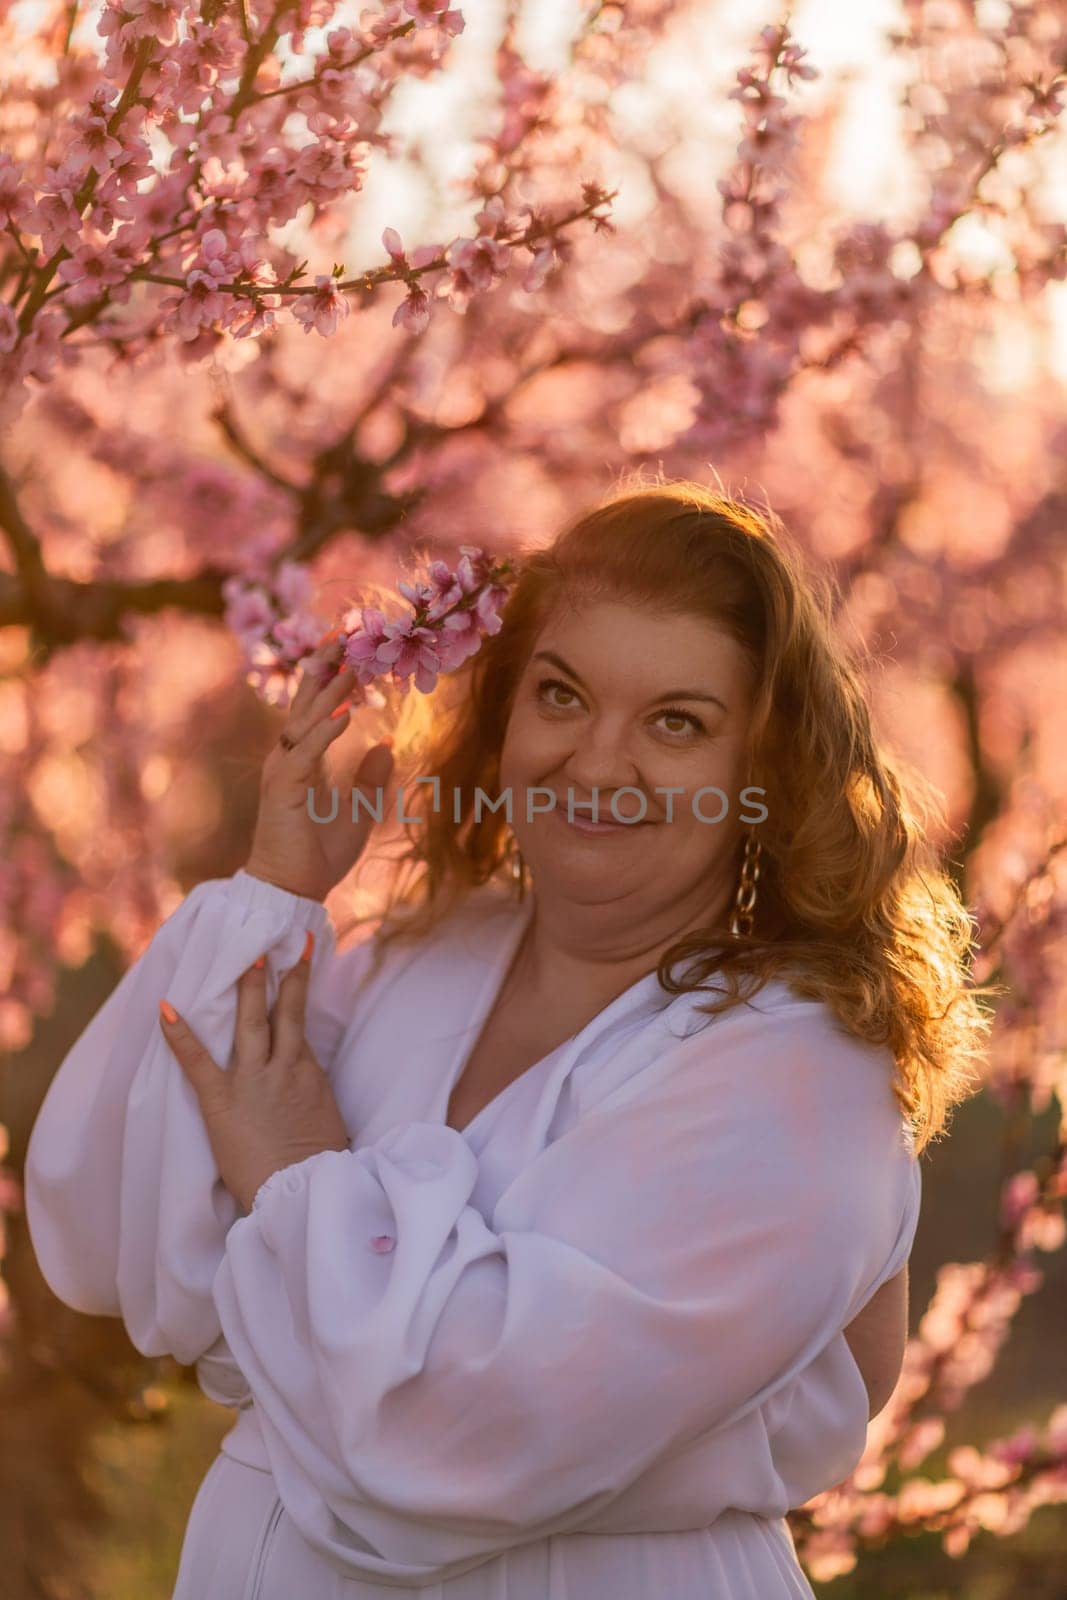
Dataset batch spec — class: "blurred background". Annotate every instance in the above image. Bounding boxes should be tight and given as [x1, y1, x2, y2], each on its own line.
[1, 0, 1065, 1594]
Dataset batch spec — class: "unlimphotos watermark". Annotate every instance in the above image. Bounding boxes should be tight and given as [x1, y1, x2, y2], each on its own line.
[306, 781, 769, 826]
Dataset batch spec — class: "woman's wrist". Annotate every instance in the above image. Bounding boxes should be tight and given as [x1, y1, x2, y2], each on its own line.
[243, 860, 326, 903]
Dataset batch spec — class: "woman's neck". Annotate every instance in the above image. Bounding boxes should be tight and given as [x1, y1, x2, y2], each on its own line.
[517, 879, 734, 1011]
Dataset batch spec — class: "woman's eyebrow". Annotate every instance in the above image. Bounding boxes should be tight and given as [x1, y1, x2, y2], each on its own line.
[531, 650, 728, 714]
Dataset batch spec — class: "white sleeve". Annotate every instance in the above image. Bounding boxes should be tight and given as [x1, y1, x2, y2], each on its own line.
[23, 868, 377, 1366]
[211, 1002, 921, 1576]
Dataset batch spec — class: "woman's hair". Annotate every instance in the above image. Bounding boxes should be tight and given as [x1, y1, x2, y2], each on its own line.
[348, 472, 998, 1156]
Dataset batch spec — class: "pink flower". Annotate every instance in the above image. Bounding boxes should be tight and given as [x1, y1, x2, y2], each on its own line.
[229, 299, 278, 340]
[223, 584, 276, 644]
[31, 168, 84, 257]
[434, 611, 486, 671]
[343, 606, 395, 680]
[293, 139, 352, 197]
[447, 234, 511, 289]
[381, 620, 444, 693]
[13, 315, 61, 382]
[1000, 1170, 1039, 1230]
[434, 583, 509, 663]
[404, 0, 464, 33]
[344, 608, 441, 693]
[55, 234, 131, 306]
[273, 561, 314, 613]
[393, 284, 431, 333]
[165, 278, 227, 340]
[382, 226, 406, 262]
[291, 275, 350, 337]
[473, 195, 507, 235]
[989, 1425, 1039, 1467]
[65, 110, 124, 179]
[116, 0, 181, 46]
[522, 242, 560, 292]
[0, 154, 30, 227]
[273, 611, 327, 659]
[190, 227, 240, 289]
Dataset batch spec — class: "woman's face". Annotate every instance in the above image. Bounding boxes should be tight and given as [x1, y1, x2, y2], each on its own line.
[498, 598, 757, 921]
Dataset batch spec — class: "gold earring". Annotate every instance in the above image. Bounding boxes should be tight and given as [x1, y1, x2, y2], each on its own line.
[506, 830, 528, 902]
[729, 832, 762, 937]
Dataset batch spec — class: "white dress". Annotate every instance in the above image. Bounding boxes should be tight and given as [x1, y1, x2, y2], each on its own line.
[24, 868, 922, 1599]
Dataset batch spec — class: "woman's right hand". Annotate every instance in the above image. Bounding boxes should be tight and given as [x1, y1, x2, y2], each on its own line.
[244, 636, 396, 903]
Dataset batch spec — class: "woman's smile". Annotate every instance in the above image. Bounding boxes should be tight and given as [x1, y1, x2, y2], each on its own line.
[553, 806, 652, 837]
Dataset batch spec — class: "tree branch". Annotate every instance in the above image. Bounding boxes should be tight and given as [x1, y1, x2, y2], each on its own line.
[211, 401, 303, 494]
[0, 567, 231, 644]
[0, 462, 51, 615]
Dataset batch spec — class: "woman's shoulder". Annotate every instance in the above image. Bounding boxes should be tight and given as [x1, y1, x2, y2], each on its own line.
[657, 965, 830, 1040]
[656, 970, 907, 1127]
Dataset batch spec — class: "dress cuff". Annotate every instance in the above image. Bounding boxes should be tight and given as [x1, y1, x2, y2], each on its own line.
[230, 869, 334, 934]
[249, 1150, 331, 1215]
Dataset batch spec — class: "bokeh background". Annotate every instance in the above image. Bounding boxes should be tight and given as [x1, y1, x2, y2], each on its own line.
[1, 0, 1065, 1595]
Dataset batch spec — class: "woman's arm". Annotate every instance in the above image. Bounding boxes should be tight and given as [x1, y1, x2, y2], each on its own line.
[843, 1263, 909, 1418]
[23, 869, 371, 1362]
[206, 1004, 921, 1581]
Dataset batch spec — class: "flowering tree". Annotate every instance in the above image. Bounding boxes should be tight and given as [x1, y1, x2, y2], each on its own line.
[2, 0, 1066, 1591]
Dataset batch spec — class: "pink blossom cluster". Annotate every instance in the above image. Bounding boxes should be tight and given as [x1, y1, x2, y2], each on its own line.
[223, 558, 328, 707]
[682, 9, 1066, 454]
[796, 1389, 1067, 1577]
[341, 545, 514, 694]
[0, 0, 619, 422]
[224, 546, 513, 706]
[788, 1127, 1067, 1577]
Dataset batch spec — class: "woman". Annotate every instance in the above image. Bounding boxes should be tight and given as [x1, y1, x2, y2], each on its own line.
[25, 481, 990, 1599]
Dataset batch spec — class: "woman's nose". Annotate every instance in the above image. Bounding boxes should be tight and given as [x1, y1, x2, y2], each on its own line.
[562, 733, 641, 800]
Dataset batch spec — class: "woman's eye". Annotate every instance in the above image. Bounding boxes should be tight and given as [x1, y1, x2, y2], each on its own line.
[535, 678, 706, 739]
[536, 677, 580, 709]
[657, 709, 706, 738]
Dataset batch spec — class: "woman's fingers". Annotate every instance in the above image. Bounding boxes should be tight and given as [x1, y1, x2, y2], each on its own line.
[270, 931, 314, 1063]
[287, 637, 346, 722]
[158, 1002, 225, 1105]
[234, 959, 272, 1071]
[284, 707, 353, 778]
[278, 665, 357, 758]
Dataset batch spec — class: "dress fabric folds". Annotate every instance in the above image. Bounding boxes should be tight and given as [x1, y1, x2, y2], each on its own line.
[24, 869, 922, 1598]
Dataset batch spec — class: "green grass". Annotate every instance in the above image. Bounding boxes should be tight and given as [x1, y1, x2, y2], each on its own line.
[69, 1384, 232, 1600]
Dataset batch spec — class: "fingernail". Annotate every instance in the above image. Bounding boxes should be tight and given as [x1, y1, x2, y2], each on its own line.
[379, 737, 394, 751]
[254, 955, 266, 969]
[159, 999, 178, 1024]
[317, 625, 341, 646]
[301, 929, 314, 962]
[329, 701, 350, 720]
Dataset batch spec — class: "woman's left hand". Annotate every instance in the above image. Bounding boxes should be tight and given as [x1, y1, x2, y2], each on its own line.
[158, 932, 351, 1214]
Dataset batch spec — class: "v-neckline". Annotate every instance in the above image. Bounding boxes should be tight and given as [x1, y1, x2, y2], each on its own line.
[442, 891, 538, 1136]
[440, 890, 673, 1139]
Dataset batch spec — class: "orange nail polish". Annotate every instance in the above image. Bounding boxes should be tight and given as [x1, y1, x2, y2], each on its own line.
[302, 929, 314, 962]
[159, 999, 178, 1024]
[329, 702, 350, 720]
[254, 955, 266, 969]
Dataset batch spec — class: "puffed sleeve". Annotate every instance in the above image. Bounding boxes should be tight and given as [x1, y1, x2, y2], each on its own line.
[211, 998, 921, 1582]
[23, 868, 377, 1365]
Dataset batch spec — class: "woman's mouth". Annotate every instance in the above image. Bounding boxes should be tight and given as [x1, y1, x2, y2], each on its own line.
[554, 807, 650, 837]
